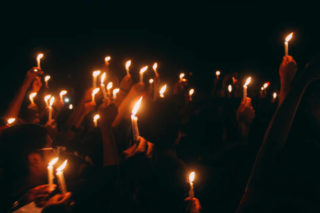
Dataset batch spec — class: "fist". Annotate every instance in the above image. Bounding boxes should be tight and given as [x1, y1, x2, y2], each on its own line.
[279, 56, 297, 87]
[237, 97, 255, 125]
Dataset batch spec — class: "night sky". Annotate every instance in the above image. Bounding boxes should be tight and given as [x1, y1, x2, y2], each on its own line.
[0, 2, 319, 112]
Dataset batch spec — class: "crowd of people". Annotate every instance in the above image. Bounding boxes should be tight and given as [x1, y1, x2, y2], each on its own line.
[0, 53, 319, 213]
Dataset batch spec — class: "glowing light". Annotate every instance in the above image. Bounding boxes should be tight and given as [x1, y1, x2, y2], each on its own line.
[93, 114, 100, 127]
[139, 66, 148, 82]
[179, 73, 187, 82]
[92, 70, 101, 78]
[59, 90, 67, 103]
[132, 97, 143, 116]
[105, 56, 111, 63]
[107, 82, 113, 90]
[159, 84, 167, 98]
[44, 95, 52, 107]
[36, 53, 44, 68]
[285, 32, 293, 42]
[49, 96, 55, 107]
[48, 157, 59, 167]
[92, 88, 100, 103]
[273, 92, 278, 99]
[189, 88, 195, 96]
[100, 72, 106, 85]
[216, 70, 221, 77]
[125, 60, 132, 74]
[244, 77, 252, 88]
[113, 88, 120, 98]
[29, 92, 37, 105]
[189, 171, 195, 184]
[149, 79, 154, 84]
[56, 160, 67, 173]
[68, 104, 73, 110]
[228, 84, 232, 93]
[7, 118, 16, 125]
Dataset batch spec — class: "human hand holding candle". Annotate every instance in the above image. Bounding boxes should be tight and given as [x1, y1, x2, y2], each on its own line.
[159, 84, 167, 98]
[59, 90, 67, 104]
[139, 66, 148, 83]
[284, 32, 293, 57]
[48, 157, 59, 191]
[125, 60, 132, 76]
[243, 77, 252, 100]
[131, 97, 142, 142]
[36, 53, 44, 69]
[92, 70, 101, 89]
[56, 160, 68, 194]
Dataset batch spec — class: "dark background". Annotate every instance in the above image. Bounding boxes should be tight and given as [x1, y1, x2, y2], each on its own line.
[0, 2, 319, 112]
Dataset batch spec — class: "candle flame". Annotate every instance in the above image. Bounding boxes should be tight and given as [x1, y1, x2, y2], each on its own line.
[244, 77, 252, 88]
[153, 62, 158, 71]
[159, 84, 167, 98]
[7, 118, 16, 125]
[189, 88, 195, 96]
[149, 79, 154, 84]
[44, 95, 52, 106]
[132, 97, 143, 116]
[216, 70, 221, 77]
[189, 171, 195, 184]
[100, 72, 106, 85]
[140, 66, 148, 74]
[125, 60, 132, 71]
[92, 88, 100, 96]
[92, 70, 101, 78]
[262, 82, 270, 90]
[56, 160, 67, 173]
[273, 92, 277, 99]
[228, 84, 232, 93]
[179, 73, 185, 79]
[48, 157, 59, 167]
[105, 56, 111, 63]
[93, 114, 100, 123]
[107, 82, 113, 90]
[113, 88, 120, 98]
[285, 32, 293, 42]
[29, 92, 37, 103]
[69, 104, 73, 110]
[59, 90, 67, 98]
[37, 53, 44, 61]
[44, 75, 51, 82]
[49, 97, 55, 107]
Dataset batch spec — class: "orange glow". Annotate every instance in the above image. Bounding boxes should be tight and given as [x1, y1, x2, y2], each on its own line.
[189, 88, 195, 96]
[7, 118, 16, 125]
[100, 72, 106, 85]
[44, 75, 51, 82]
[263, 82, 270, 89]
[159, 84, 167, 98]
[189, 171, 195, 184]
[244, 77, 252, 88]
[285, 32, 293, 42]
[92, 88, 100, 98]
[107, 82, 113, 90]
[59, 90, 67, 102]
[93, 114, 100, 126]
[29, 92, 37, 105]
[113, 88, 120, 98]
[48, 157, 59, 168]
[153, 62, 158, 74]
[44, 95, 52, 106]
[105, 56, 111, 63]
[132, 97, 143, 116]
[37, 53, 44, 61]
[179, 73, 185, 79]
[56, 160, 67, 173]
[125, 60, 132, 72]
[228, 84, 232, 93]
[49, 97, 55, 107]
[149, 79, 154, 84]
[92, 70, 101, 78]
[140, 66, 148, 74]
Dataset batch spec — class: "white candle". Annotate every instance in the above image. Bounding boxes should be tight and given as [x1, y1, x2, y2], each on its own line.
[105, 56, 111, 67]
[243, 77, 252, 100]
[125, 60, 132, 76]
[44, 75, 51, 88]
[179, 73, 187, 82]
[100, 72, 107, 99]
[152, 62, 158, 76]
[131, 97, 142, 141]
[107, 82, 113, 97]
[159, 84, 167, 98]
[93, 114, 100, 127]
[228, 84, 232, 94]
[44, 95, 52, 108]
[91, 88, 100, 104]
[189, 88, 194, 101]
[29, 92, 37, 106]
[284, 32, 293, 57]
[56, 160, 68, 194]
[188, 171, 195, 198]
[92, 70, 101, 89]
[139, 66, 148, 83]
[112, 88, 120, 99]
[48, 96, 55, 122]
[59, 90, 67, 104]
[48, 157, 59, 191]
[36, 53, 44, 68]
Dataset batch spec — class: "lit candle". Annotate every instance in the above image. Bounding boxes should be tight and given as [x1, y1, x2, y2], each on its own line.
[107, 82, 113, 97]
[131, 97, 142, 141]
[105, 56, 111, 67]
[59, 90, 67, 104]
[216, 70, 221, 79]
[188, 88, 195, 101]
[125, 60, 132, 76]
[47, 157, 59, 191]
[44, 95, 52, 108]
[29, 92, 37, 106]
[152, 62, 158, 76]
[36, 53, 44, 68]
[284, 32, 293, 57]
[56, 160, 68, 194]
[93, 114, 100, 127]
[48, 96, 55, 122]
[139, 66, 148, 83]
[273, 92, 278, 102]
[179, 73, 187, 82]
[262, 82, 270, 90]
[188, 171, 195, 198]
[159, 84, 167, 98]
[149, 79, 154, 84]
[7, 118, 16, 127]
[228, 84, 233, 93]
[91, 88, 100, 104]
[100, 72, 107, 99]
[44, 75, 51, 88]
[68, 104, 73, 110]
[243, 77, 252, 100]
[112, 88, 120, 99]
[92, 70, 101, 89]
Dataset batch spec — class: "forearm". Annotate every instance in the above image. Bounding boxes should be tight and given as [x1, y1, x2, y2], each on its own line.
[100, 124, 119, 166]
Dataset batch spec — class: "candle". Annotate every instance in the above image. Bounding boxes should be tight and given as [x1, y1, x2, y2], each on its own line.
[29, 92, 37, 106]
[7, 117, 16, 127]
[36, 53, 44, 68]
[125, 60, 132, 76]
[68, 104, 73, 110]
[44, 95, 52, 108]
[273, 92, 278, 102]
[56, 160, 68, 194]
[48, 96, 55, 122]
[188, 171, 195, 198]
[107, 82, 113, 97]
[92, 70, 101, 89]
[215, 70, 221, 79]
[112, 88, 120, 99]
[284, 32, 293, 57]
[131, 97, 142, 141]
[159, 84, 167, 98]
[59, 90, 67, 104]
[228, 84, 232, 93]
[152, 62, 158, 76]
[91, 88, 100, 104]
[149, 79, 154, 84]
[100, 72, 107, 99]
[139, 66, 148, 83]
[44, 75, 51, 88]
[179, 73, 187, 82]
[243, 77, 252, 100]
[105, 56, 111, 67]
[93, 114, 100, 127]
[188, 88, 195, 101]
[48, 157, 59, 191]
